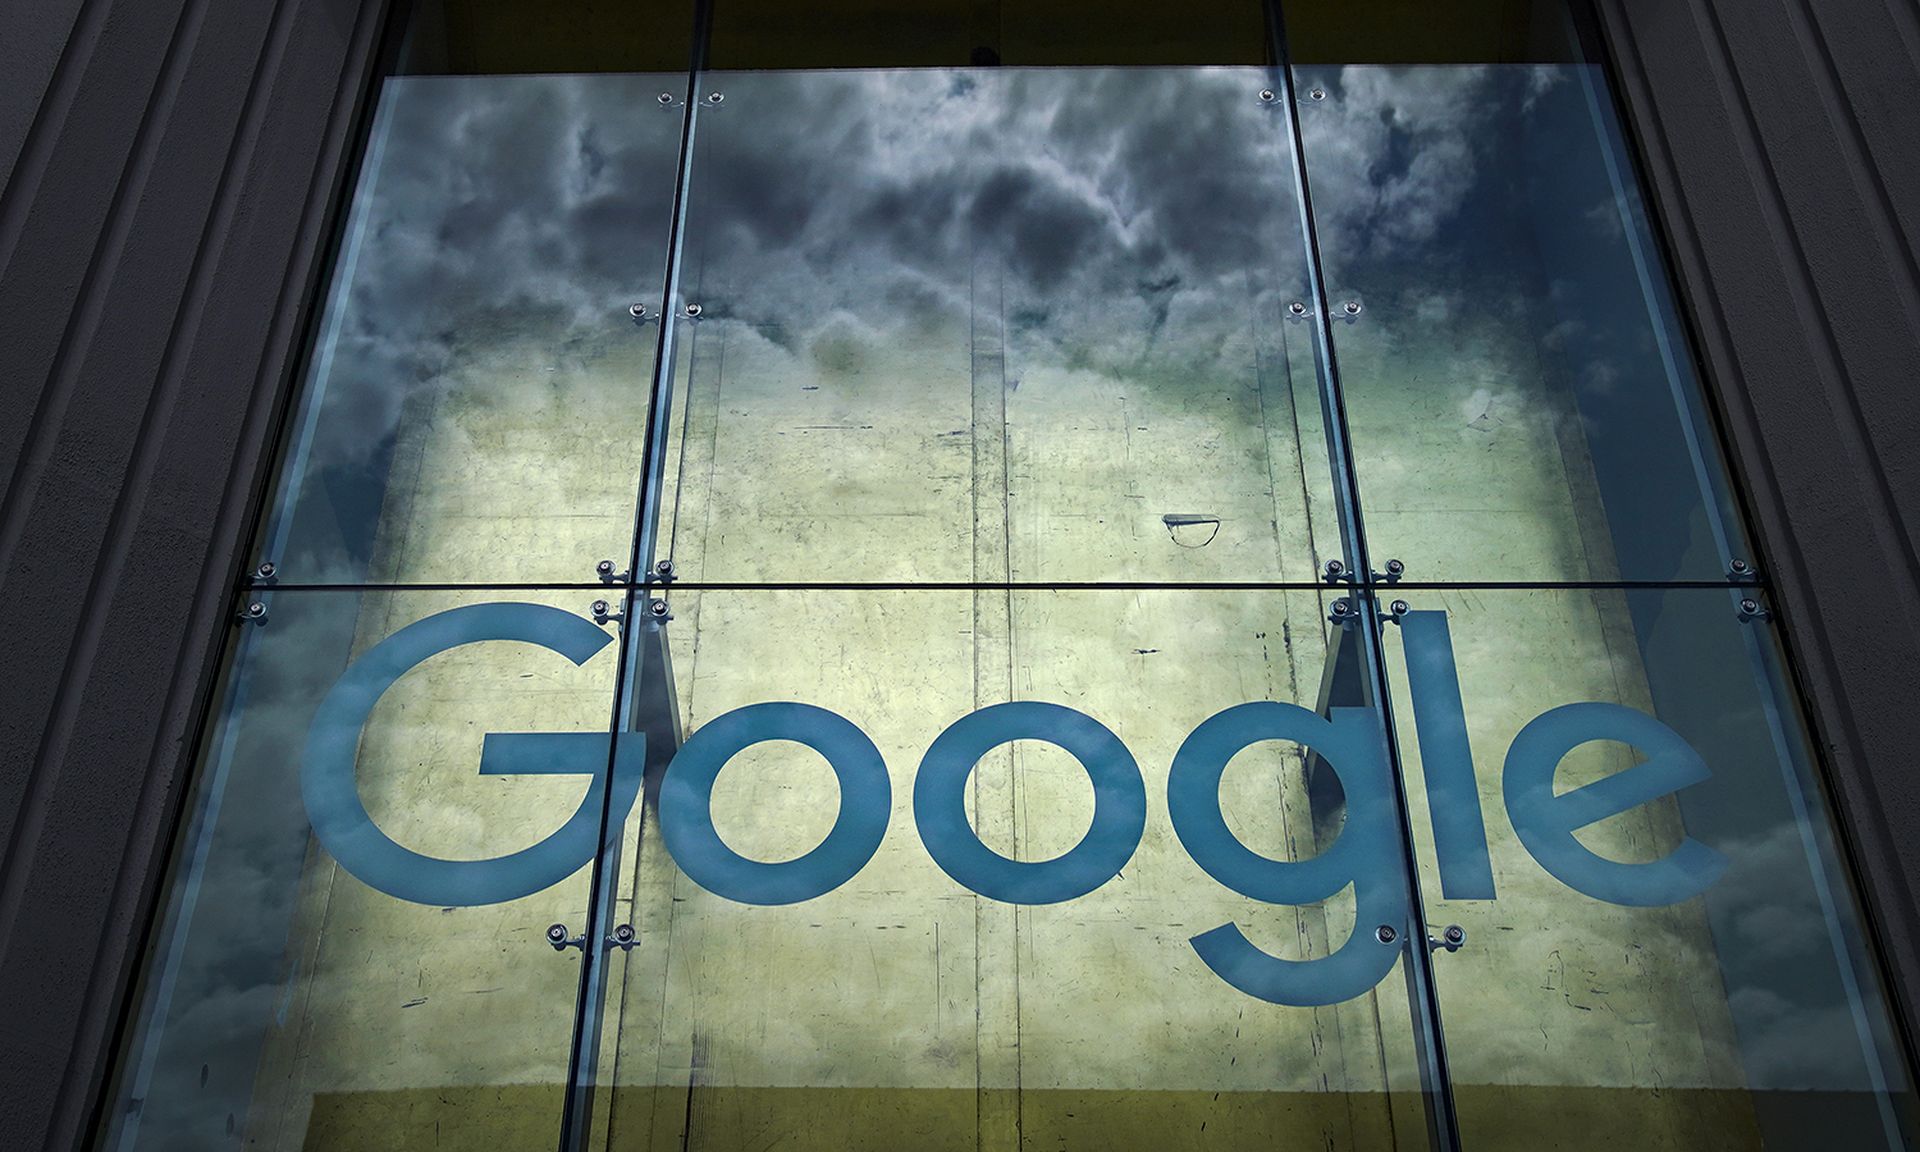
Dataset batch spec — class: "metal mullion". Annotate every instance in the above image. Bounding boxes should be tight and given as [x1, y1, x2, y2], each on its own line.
[1262, 2, 1464, 1148]
[556, 2, 714, 1148]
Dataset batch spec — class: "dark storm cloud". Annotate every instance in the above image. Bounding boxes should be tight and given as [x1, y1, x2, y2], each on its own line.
[281, 64, 1553, 581]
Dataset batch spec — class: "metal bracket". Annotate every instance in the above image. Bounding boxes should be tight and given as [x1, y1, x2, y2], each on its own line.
[1727, 558, 1760, 583]
[1374, 558, 1405, 583]
[652, 559, 677, 583]
[1284, 300, 1313, 323]
[655, 91, 684, 110]
[700, 91, 725, 108]
[249, 561, 278, 586]
[595, 559, 628, 584]
[1328, 597, 1358, 627]
[645, 598, 673, 623]
[590, 598, 625, 625]
[236, 600, 268, 626]
[1380, 598, 1410, 625]
[628, 303, 660, 325]
[1301, 84, 1330, 106]
[1428, 924, 1466, 953]
[1736, 595, 1772, 624]
[682, 302, 706, 320]
[1322, 558, 1356, 585]
[1334, 299, 1363, 323]
[546, 924, 586, 952]
[606, 924, 638, 952]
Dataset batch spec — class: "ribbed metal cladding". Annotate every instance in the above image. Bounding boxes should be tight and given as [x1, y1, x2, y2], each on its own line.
[1591, 0, 1920, 1071]
[0, 1, 394, 1148]
[0, 0, 1917, 1149]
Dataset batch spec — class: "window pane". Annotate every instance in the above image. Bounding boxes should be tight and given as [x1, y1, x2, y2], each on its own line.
[102, 589, 627, 1150]
[653, 68, 1345, 584]
[1283, 0, 1752, 583]
[253, 74, 684, 585]
[1376, 586, 1916, 1149]
[593, 587, 1437, 1150]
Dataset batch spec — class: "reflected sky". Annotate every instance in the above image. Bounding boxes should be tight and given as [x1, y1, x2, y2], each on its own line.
[277, 61, 1745, 584]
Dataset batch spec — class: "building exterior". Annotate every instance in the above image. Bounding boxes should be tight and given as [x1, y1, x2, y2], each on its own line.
[4, 1, 1920, 1150]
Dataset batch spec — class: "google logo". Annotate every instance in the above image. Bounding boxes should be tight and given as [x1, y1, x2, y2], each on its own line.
[303, 602, 1725, 1007]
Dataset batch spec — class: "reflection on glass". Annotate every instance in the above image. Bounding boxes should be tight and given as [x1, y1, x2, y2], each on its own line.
[1288, 47, 1750, 582]
[255, 75, 683, 585]
[594, 588, 1433, 1150]
[107, 1, 1920, 1147]
[652, 68, 1344, 584]
[1378, 586, 1915, 1149]
[102, 590, 623, 1152]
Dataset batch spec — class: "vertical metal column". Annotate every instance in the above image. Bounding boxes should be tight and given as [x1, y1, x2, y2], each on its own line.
[1261, 2, 1464, 1147]
[557, 1, 713, 1147]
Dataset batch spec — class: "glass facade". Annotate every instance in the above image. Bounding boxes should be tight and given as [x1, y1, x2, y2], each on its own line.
[100, 1, 1917, 1150]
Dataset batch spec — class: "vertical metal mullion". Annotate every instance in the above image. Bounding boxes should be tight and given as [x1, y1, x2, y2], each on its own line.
[631, 5, 713, 582]
[1261, 3, 1464, 1148]
[556, 2, 714, 1149]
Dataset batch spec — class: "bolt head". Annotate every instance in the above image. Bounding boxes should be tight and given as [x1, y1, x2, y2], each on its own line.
[1444, 925, 1465, 945]
[684, 303, 702, 318]
[649, 600, 670, 617]
[629, 303, 649, 320]
[706, 92, 724, 104]
[1375, 924, 1398, 945]
[1740, 598, 1759, 614]
[1385, 558, 1405, 576]
[1390, 599, 1410, 617]
[1330, 600, 1352, 618]
[657, 92, 675, 106]
[655, 559, 674, 577]
[592, 599, 611, 616]
[613, 924, 635, 944]
[1324, 559, 1346, 579]
[1308, 87, 1327, 101]
[1342, 300, 1362, 315]
[597, 559, 616, 576]
[1287, 301, 1307, 316]
[546, 924, 567, 943]
[1259, 88, 1276, 102]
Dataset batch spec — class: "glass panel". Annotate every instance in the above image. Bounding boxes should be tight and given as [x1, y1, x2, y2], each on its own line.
[1377, 586, 1917, 1149]
[651, 67, 1345, 584]
[252, 74, 684, 585]
[102, 589, 628, 1151]
[590, 588, 1438, 1150]
[1282, 0, 1753, 583]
